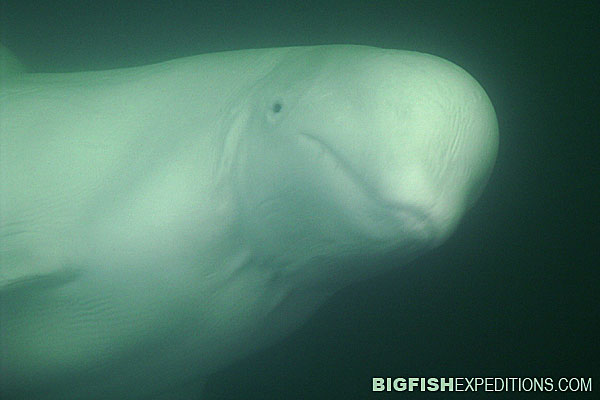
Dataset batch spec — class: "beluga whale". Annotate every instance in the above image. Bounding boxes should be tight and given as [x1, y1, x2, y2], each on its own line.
[0, 44, 498, 399]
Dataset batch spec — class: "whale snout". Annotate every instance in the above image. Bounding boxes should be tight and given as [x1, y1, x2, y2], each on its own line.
[365, 53, 499, 245]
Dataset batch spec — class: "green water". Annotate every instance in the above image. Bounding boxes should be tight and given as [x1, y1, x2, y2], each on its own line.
[1, 1, 596, 399]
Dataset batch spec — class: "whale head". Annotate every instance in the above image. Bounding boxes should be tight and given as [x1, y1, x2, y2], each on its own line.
[232, 46, 498, 284]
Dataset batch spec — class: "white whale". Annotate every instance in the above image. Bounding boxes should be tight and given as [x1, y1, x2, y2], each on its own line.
[0, 44, 498, 399]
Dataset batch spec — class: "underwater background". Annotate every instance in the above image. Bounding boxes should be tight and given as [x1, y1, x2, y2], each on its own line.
[1, 1, 597, 399]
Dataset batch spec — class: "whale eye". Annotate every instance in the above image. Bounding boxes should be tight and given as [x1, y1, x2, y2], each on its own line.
[271, 101, 283, 114]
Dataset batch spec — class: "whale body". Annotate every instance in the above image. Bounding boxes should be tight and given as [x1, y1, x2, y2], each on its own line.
[0, 45, 498, 399]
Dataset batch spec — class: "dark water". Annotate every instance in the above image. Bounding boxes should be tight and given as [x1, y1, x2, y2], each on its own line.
[1, 1, 597, 399]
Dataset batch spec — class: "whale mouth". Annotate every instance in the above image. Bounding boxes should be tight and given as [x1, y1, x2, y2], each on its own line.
[297, 132, 436, 242]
